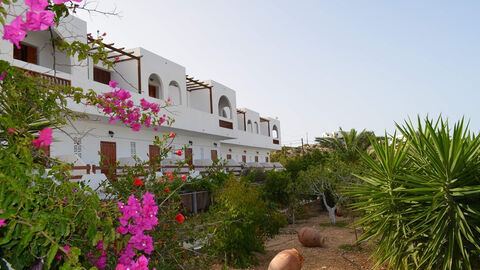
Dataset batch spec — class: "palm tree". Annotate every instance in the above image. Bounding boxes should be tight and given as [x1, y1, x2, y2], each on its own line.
[315, 128, 374, 163]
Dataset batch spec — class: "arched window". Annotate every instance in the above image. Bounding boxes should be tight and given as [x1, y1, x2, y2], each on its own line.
[168, 81, 181, 105]
[148, 74, 162, 99]
[272, 125, 279, 138]
[254, 122, 259, 134]
[218, 95, 232, 119]
[247, 120, 253, 133]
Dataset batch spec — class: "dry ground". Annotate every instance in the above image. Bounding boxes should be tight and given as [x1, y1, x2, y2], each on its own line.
[213, 204, 382, 270]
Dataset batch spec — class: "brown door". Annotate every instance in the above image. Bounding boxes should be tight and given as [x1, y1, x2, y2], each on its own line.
[100, 141, 116, 175]
[226, 154, 232, 160]
[265, 157, 269, 162]
[242, 155, 246, 163]
[185, 148, 193, 166]
[149, 145, 160, 166]
[255, 156, 258, 163]
[211, 150, 218, 161]
[148, 84, 157, 98]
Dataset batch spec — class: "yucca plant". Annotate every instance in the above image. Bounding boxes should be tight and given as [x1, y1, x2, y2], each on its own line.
[350, 116, 480, 270]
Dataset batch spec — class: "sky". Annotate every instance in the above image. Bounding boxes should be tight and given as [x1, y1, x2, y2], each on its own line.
[75, 1, 480, 146]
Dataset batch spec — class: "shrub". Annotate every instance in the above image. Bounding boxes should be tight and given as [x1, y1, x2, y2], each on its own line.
[209, 177, 286, 268]
[350, 117, 480, 269]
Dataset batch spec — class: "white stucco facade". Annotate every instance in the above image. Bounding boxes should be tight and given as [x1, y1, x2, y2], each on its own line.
[0, 11, 282, 169]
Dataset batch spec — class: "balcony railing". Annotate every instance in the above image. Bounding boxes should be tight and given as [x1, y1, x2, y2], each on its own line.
[219, 119, 233, 129]
[18, 67, 71, 87]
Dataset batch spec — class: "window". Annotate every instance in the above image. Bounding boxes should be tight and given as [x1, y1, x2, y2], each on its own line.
[218, 96, 232, 119]
[73, 137, 82, 158]
[247, 120, 253, 133]
[168, 81, 181, 105]
[254, 122, 259, 134]
[94, 67, 111, 85]
[13, 43, 37, 64]
[130, 142, 136, 157]
[272, 125, 279, 138]
[148, 74, 162, 99]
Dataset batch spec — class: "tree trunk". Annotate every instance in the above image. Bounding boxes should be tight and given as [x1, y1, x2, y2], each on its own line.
[321, 192, 336, 224]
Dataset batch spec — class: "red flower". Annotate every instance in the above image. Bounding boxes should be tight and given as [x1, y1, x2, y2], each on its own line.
[181, 174, 187, 181]
[175, 150, 182, 156]
[133, 177, 144, 186]
[175, 213, 185, 223]
[169, 132, 175, 138]
[165, 187, 170, 193]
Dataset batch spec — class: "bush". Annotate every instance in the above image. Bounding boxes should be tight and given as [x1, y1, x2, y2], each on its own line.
[350, 117, 480, 269]
[209, 177, 286, 268]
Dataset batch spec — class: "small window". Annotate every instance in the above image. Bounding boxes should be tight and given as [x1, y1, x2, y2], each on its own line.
[130, 142, 136, 157]
[13, 43, 37, 64]
[93, 67, 111, 85]
[73, 137, 82, 158]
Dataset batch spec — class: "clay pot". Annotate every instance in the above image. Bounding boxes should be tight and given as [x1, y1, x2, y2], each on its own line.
[297, 227, 325, 247]
[268, 248, 303, 270]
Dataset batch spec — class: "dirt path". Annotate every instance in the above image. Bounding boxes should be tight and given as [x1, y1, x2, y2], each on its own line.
[214, 207, 381, 270]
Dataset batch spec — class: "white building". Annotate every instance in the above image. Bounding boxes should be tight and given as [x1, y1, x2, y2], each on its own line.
[0, 12, 282, 172]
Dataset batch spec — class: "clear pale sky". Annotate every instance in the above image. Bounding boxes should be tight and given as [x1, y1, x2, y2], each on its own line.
[75, 1, 480, 146]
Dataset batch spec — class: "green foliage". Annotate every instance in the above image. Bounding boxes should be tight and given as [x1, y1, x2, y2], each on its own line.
[350, 116, 480, 269]
[315, 128, 375, 164]
[209, 177, 286, 268]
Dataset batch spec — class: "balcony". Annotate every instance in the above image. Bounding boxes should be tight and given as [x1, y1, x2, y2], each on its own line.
[18, 67, 71, 87]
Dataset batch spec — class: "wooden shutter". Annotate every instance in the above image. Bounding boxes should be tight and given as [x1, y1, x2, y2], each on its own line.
[185, 148, 193, 166]
[100, 141, 116, 175]
[26, 46, 37, 64]
[266, 157, 269, 162]
[94, 67, 111, 85]
[255, 156, 258, 163]
[226, 154, 231, 160]
[13, 44, 21, 60]
[210, 150, 218, 161]
[149, 85, 157, 98]
[149, 145, 160, 165]
[242, 155, 246, 163]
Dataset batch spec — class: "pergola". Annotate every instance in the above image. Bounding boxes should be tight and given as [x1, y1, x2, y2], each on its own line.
[186, 76, 213, 114]
[87, 36, 143, 93]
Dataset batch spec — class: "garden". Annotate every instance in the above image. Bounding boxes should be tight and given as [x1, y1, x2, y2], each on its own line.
[1, 1, 480, 269]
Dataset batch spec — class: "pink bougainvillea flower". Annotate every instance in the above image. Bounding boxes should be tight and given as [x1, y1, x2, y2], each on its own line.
[130, 122, 141, 132]
[2, 16, 27, 49]
[153, 126, 159, 131]
[175, 150, 182, 156]
[115, 264, 125, 270]
[115, 56, 120, 62]
[131, 255, 150, 270]
[165, 187, 170, 193]
[175, 214, 185, 223]
[0, 72, 6, 81]
[25, 0, 48, 11]
[109, 80, 118, 88]
[181, 174, 187, 181]
[167, 97, 171, 103]
[23, 11, 55, 31]
[169, 132, 175, 138]
[0, 219, 7, 227]
[32, 127, 53, 149]
[7, 129, 15, 134]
